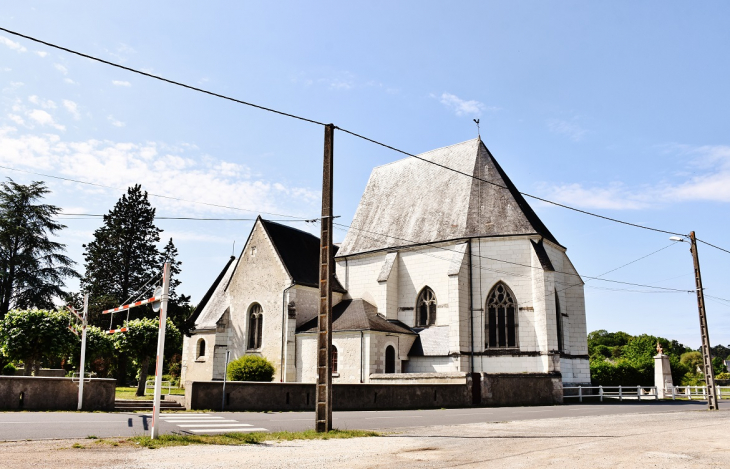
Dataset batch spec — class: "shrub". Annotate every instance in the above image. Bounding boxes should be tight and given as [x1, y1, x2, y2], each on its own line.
[716, 372, 730, 380]
[1, 363, 16, 375]
[227, 355, 275, 382]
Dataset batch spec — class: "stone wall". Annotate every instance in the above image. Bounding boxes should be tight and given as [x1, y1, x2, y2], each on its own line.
[0, 376, 116, 410]
[187, 372, 563, 411]
[187, 381, 471, 411]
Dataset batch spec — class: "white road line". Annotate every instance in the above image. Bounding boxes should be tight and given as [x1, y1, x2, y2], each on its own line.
[188, 428, 268, 433]
[162, 419, 239, 423]
[178, 424, 254, 428]
[364, 416, 424, 420]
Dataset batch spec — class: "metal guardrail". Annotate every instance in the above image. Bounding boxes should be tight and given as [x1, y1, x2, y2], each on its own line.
[564, 385, 730, 402]
[145, 379, 171, 395]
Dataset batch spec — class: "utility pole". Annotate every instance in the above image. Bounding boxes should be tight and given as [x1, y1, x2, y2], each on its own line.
[689, 231, 719, 410]
[77, 293, 89, 411]
[150, 262, 171, 438]
[316, 123, 335, 433]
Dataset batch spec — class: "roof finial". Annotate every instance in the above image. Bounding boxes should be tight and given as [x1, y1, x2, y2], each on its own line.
[473, 118, 480, 139]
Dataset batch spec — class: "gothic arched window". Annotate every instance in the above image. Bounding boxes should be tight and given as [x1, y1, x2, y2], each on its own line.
[385, 345, 396, 373]
[331, 345, 338, 374]
[486, 282, 518, 348]
[247, 303, 263, 350]
[555, 289, 564, 352]
[416, 287, 437, 327]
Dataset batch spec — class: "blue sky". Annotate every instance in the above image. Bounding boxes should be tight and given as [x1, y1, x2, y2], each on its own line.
[1, 2, 729, 348]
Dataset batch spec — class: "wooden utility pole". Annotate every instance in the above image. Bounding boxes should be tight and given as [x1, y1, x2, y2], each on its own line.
[689, 231, 719, 410]
[316, 123, 335, 432]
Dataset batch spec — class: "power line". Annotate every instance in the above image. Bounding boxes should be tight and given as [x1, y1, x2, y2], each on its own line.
[0, 27, 326, 127]
[0, 164, 311, 220]
[0, 27, 697, 240]
[333, 222, 691, 293]
[56, 213, 311, 222]
[697, 238, 730, 256]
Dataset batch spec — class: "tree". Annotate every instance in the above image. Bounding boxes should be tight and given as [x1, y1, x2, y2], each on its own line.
[0, 179, 78, 319]
[0, 309, 77, 375]
[69, 325, 114, 376]
[113, 318, 181, 396]
[81, 185, 162, 326]
[159, 238, 193, 334]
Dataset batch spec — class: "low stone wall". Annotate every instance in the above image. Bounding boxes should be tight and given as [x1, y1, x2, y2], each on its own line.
[0, 376, 116, 411]
[478, 372, 563, 406]
[369, 372, 468, 384]
[187, 381, 471, 411]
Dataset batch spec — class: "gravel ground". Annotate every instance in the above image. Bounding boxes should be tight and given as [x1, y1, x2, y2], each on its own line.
[1, 408, 728, 468]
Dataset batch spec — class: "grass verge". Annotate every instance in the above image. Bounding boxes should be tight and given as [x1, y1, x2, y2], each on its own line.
[115, 387, 185, 401]
[128, 429, 380, 449]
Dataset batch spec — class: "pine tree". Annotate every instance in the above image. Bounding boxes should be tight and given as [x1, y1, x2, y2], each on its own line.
[81, 185, 162, 326]
[160, 238, 193, 334]
[0, 179, 78, 318]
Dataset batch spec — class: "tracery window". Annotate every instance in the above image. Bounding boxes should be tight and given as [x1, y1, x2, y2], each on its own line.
[416, 287, 437, 327]
[385, 345, 396, 373]
[486, 282, 518, 348]
[247, 303, 263, 350]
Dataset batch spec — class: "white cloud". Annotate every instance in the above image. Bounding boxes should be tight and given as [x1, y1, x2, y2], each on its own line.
[7, 114, 24, 125]
[63, 100, 80, 120]
[112, 80, 131, 87]
[107, 115, 125, 127]
[0, 126, 320, 217]
[547, 118, 587, 142]
[28, 95, 56, 109]
[438, 93, 494, 117]
[64, 78, 77, 85]
[541, 144, 730, 209]
[54, 63, 68, 75]
[27, 109, 65, 131]
[34, 51, 48, 58]
[0, 36, 27, 53]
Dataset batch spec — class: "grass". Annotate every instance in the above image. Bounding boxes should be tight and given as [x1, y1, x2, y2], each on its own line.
[128, 429, 380, 449]
[115, 386, 185, 400]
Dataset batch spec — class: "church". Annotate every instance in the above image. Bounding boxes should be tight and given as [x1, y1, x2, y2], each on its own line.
[181, 138, 590, 389]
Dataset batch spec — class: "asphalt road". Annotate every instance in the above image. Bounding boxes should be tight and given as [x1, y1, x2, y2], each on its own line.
[0, 400, 720, 441]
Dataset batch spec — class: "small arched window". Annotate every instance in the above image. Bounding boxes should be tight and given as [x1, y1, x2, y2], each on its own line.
[247, 303, 263, 350]
[486, 282, 518, 348]
[196, 338, 206, 359]
[416, 287, 437, 327]
[385, 345, 396, 373]
[331, 345, 338, 374]
[555, 289, 564, 352]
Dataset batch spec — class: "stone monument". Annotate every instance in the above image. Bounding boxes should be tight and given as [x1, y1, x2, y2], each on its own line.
[654, 342, 673, 398]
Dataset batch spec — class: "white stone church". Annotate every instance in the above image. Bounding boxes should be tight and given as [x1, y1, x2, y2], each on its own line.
[181, 138, 590, 387]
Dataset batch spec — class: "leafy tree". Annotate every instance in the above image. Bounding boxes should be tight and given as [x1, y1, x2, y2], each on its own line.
[0, 179, 78, 319]
[159, 238, 193, 334]
[710, 344, 730, 360]
[68, 325, 114, 376]
[712, 356, 726, 375]
[227, 355, 275, 382]
[587, 330, 631, 356]
[0, 309, 77, 375]
[81, 185, 162, 326]
[113, 318, 181, 396]
[680, 351, 703, 373]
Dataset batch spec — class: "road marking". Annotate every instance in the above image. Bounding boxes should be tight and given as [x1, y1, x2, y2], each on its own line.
[162, 419, 239, 423]
[161, 416, 226, 420]
[178, 423, 254, 428]
[188, 428, 268, 433]
[364, 416, 424, 420]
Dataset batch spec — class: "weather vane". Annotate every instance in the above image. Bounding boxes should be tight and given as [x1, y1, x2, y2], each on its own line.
[473, 118, 480, 137]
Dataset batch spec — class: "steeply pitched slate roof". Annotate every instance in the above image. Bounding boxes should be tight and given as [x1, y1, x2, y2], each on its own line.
[259, 218, 346, 293]
[296, 299, 415, 335]
[184, 256, 236, 334]
[337, 138, 559, 257]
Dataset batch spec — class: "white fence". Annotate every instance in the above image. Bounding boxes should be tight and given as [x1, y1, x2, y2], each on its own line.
[564, 385, 730, 402]
[145, 379, 172, 396]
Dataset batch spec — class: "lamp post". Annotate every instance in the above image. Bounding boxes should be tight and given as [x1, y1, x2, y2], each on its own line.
[670, 233, 719, 410]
